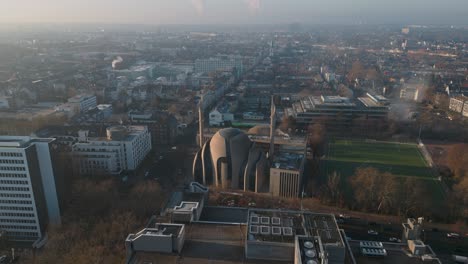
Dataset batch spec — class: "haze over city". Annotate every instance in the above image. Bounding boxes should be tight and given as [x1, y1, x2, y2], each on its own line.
[0, 0, 467, 264]
[1, 0, 468, 25]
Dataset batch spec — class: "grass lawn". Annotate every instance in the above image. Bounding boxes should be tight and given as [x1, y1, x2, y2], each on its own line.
[322, 139, 445, 201]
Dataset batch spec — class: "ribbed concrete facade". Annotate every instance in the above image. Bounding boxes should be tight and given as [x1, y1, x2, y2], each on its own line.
[193, 128, 266, 191]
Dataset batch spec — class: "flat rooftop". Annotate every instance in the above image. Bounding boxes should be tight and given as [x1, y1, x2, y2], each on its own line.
[248, 134, 307, 147]
[174, 202, 198, 212]
[247, 209, 343, 246]
[0, 136, 54, 148]
[348, 240, 441, 264]
[199, 206, 248, 224]
[131, 223, 287, 264]
[297, 96, 356, 112]
[68, 94, 94, 102]
[143, 224, 182, 237]
[165, 191, 205, 211]
[271, 152, 304, 170]
[358, 97, 386, 108]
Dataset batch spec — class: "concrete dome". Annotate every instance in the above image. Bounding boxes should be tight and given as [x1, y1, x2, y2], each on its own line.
[209, 128, 251, 189]
[193, 127, 267, 191]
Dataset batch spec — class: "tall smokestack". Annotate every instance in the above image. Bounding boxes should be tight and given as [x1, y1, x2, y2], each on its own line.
[199, 95, 205, 148]
[269, 95, 276, 161]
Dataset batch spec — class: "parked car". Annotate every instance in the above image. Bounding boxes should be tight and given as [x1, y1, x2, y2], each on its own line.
[368, 230, 379, 235]
[389, 237, 401, 243]
[339, 214, 350, 219]
[447, 233, 461, 238]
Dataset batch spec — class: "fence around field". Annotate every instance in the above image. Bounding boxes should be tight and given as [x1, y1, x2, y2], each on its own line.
[417, 139, 434, 168]
[418, 139, 449, 197]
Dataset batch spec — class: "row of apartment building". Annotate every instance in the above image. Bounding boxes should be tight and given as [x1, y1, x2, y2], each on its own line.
[72, 126, 152, 176]
[449, 96, 468, 117]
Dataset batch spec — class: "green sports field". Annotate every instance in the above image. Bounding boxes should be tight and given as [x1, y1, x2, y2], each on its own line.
[325, 139, 432, 179]
[323, 139, 445, 200]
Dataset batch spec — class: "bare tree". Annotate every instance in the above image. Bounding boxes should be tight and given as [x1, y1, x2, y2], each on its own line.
[447, 144, 468, 179]
[307, 123, 326, 157]
[326, 171, 342, 206]
[350, 167, 398, 213]
[347, 61, 366, 83]
[279, 115, 297, 134]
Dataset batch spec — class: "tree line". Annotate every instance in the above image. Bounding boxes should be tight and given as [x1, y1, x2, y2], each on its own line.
[19, 178, 165, 264]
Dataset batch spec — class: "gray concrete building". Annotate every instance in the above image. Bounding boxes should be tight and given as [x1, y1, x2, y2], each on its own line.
[0, 136, 61, 245]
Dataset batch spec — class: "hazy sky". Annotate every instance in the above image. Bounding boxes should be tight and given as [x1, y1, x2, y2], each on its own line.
[1, 0, 467, 25]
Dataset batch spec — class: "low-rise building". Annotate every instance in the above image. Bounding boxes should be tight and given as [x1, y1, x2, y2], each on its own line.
[243, 112, 265, 121]
[208, 101, 236, 126]
[246, 209, 345, 263]
[449, 96, 468, 117]
[208, 109, 234, 126]
[72, 126, 151, 176]
[125, 223, 186, 260]
[97, 104, 113, 119]
[400, 87, 420, 101]
[285, 94, 388, 132]
[269, 152, 306, 198]
[0, 96, 12, 109]
[129, 110, 178, 146]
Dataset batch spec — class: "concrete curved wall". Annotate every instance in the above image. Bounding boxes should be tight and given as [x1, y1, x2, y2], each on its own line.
[228, 132, 251, 189]
[193, 128, 265, 191]
[209, 131, 228, 187]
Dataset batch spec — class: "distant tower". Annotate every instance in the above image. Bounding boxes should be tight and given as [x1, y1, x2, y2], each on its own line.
[269, 41, 274, 57]
[198, 95, 205, 148]
[269, 96, 276, 161]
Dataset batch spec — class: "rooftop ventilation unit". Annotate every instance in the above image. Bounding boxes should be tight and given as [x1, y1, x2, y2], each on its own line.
[249, 225, 259, 234]
[359, 241, 384, 249]
[271, 217, 281, 225]
[260, 217, 270, 225]
[260, 226, 270, 235]
[304, 241, 314, 249]
[283, 227, 293, 236]
[271, 226, 282, 236]
[361, 248, 387, 257]
[306, 249, 317, 258]
[250, 215, 259, 224]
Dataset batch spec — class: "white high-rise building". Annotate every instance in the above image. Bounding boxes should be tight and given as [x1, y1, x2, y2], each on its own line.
[0, 136, 61, 244]
[72, 126, 152, 176]
[68, 94, 97, 113]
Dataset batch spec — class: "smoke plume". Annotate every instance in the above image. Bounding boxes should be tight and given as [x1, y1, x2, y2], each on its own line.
[112, 56, 123, 69]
